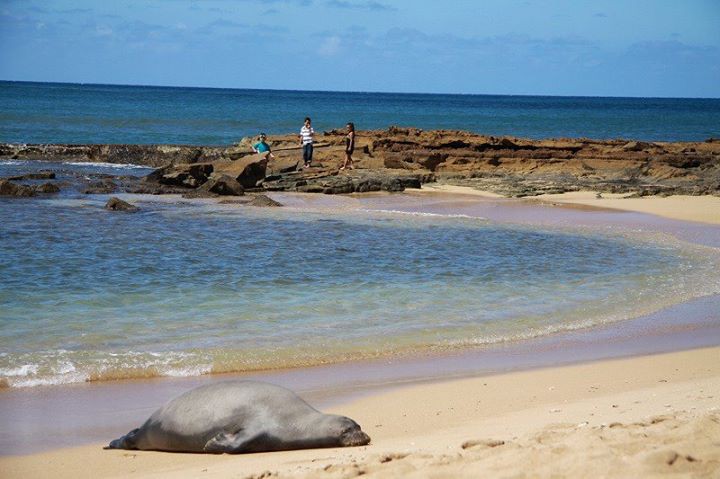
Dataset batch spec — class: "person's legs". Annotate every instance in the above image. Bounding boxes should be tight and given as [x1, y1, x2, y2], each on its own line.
[341, 152, 353, 170]
[303, 144, 313, 167]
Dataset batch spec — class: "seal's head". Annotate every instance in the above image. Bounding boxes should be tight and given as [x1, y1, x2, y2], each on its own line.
[338, 416, 371, 446]
[317, 414, 371, 447]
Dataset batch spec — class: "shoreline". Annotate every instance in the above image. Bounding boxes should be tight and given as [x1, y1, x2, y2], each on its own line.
[1, 187, 719, 476]
[1, 292, 718, 457]
[420, 184, 720, 225]
[2, 346, 718, 477]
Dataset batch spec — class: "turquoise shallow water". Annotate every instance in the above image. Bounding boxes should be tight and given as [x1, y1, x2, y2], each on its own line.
[1, 162, 719, 387]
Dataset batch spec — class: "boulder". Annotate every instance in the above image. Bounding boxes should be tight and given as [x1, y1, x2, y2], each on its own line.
[247, 194, 283, 207]
[34, 182, 60, 193]
[213, 153, 269, 188]
[105, 197, 139, 212]
[188, 174, 244, 197]
[0, 180, 35, 197]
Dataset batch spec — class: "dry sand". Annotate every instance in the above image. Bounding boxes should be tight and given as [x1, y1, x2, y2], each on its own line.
[2, 347, 718, 478]
[536, 191, 720, 225]
[422, 185, 720, 225]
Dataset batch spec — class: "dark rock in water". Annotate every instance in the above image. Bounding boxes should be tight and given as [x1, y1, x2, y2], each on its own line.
[248, 194, 282, 207]
[5, 171, 56, 181]
[182, 174, 244, 198]
[152, 163, 214, 188]
[34, 182, 60, 194]
[204, 174, 245, 196]
[0, 180, 35, 197]
[105, 197, 139, 212]
[127, 184, 192, 195]
[83, 178, 118, 194]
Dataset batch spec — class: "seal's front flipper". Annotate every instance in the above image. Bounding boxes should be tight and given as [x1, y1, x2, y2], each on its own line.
[105, 428, 141, 450]
[204, 430, 257, 454]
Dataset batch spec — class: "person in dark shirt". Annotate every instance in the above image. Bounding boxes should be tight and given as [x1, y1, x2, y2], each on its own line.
[340, 122, 355, 170]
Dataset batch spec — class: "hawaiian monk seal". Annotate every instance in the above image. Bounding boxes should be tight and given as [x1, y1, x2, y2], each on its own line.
[106, 380, 370, 454]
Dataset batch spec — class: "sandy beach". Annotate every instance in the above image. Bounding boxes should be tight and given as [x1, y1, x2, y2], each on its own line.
[0, 191, 717, 478]
[422, 185, 720, 225]
[2, 347, 718, 478]
[2, 1, 719, 475]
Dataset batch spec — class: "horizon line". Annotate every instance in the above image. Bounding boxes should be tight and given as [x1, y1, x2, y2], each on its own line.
[2, 79, 718, 101]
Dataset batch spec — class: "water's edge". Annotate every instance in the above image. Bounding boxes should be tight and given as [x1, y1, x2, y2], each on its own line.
[0, 293, 717, 456]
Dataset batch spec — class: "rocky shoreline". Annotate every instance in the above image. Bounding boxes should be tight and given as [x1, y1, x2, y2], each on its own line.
[2, 128, 719, 198]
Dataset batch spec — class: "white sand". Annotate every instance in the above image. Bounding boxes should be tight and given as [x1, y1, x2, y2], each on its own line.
[3, 347, 718, 478]
[423, 184, 720, 224]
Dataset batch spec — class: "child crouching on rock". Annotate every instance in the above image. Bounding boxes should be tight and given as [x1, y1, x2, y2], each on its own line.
[252, 133, 275, 160]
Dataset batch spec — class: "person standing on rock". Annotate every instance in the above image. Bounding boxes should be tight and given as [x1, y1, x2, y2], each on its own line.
[340, 122, 355, 171]
[300, 117, 314, 169]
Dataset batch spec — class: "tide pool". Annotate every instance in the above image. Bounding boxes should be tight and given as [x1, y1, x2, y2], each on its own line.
[1, 171, 719, 387]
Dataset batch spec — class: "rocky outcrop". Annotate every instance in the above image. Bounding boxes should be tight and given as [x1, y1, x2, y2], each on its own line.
[5, 171, 56, 180]
[3, 128, 719, 197]
[0, 144, 231, 167]
[144, 163, 214, 188]
[105, 197, 139, 212]
[260, 169, 427, 194]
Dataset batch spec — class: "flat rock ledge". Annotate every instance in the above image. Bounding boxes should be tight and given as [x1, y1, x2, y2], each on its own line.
[2, 128, 719, 198]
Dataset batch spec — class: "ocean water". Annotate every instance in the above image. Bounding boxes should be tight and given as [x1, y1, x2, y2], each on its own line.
[1, 162, 720, 387]
[2, 81, 720, 145]
[2, 82, 720, 389]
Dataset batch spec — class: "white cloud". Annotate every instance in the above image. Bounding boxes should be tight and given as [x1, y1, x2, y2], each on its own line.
[318, 35, 341, 56]
[95, 25, 113, 37]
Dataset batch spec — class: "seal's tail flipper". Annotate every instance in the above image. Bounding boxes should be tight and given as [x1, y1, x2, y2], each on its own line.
[104, 428, 141, 450]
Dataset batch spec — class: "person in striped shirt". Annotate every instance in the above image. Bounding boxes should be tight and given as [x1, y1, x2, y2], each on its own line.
[299, 117, 314, 169]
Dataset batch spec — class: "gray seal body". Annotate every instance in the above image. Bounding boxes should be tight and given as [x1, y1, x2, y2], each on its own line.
[106, 380, 370, 453]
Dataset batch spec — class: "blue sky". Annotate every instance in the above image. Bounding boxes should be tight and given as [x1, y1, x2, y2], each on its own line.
[1, 0, 718, 97]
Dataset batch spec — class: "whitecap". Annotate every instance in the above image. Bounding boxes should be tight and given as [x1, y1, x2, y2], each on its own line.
[359, 208, 483, 220]
[65, 161, 151, 169]
[0, 364, 39, 377]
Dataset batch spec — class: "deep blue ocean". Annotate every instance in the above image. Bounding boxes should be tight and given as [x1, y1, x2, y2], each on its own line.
[1, 81, 719, 145]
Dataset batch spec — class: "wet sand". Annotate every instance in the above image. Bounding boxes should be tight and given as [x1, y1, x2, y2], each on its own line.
[1, 191, 719, 477]
[422, 184, 720, 225]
